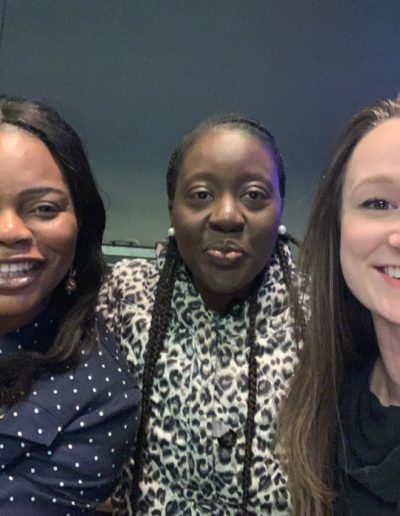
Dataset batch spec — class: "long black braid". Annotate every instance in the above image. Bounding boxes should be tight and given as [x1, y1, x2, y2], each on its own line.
[128, 113, 298, 515]
[241, 281, 261, 515]
[241, 232, 297, 516]
[130, 237, 181, 507]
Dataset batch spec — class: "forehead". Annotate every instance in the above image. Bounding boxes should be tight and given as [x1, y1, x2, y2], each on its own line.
[180, 126, 277, 181]
[344, 117, 400, 189]
[0, 125, 67, 189]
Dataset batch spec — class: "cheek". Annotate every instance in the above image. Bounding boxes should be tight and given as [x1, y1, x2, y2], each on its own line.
[252, 209, 280, 242]
[173, 212, 202, 241]
[340, 215, 377, 263]
[249, 218, 280, 269]
[35, 217, 78, 264]
[340, 217, 359, 268]
[340, 216, 374, 293]
[173, 224, 198, 267]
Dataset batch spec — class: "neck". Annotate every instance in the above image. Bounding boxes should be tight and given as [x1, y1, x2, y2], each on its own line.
[370, 315, 400, 406]
[194, 269, 265, 316]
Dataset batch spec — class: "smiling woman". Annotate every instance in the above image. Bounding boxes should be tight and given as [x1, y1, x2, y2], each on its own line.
[279, 98, 400, 516]
[0, 95, 140, 514]
[99, 113, 299, 515]
[0, 127, 78, 333]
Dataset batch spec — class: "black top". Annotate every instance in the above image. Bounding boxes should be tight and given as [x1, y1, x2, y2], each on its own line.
[335, 357, 400, 515]
[0, 307, 141, 515]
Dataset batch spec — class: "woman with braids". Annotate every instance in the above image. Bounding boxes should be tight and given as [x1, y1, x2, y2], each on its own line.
[100, 113, 299, 515]
[0, 95, 140, 514]
[279, 98, 400, 516]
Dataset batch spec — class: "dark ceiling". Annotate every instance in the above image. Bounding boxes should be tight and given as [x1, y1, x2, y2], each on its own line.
[1, 0, 399, 245]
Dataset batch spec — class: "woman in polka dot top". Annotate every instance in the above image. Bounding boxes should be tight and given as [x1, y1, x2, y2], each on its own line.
[0, 95, 141, 515]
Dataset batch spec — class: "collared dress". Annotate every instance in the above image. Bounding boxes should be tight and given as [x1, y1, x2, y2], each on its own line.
[0, 307, 141, 515]
[99, 243, 298, 515]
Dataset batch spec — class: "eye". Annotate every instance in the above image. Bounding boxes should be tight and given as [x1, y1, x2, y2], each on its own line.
[196, 191, 210, 200]
[30, 203, 61, 218]
[360, 198, 395, 210]
[241, 189, 268, 208]
[243, 190, 266, 200]
[189, 190, 213, 202]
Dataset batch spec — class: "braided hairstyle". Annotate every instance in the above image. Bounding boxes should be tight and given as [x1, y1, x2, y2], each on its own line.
[130, 114, 297, 514]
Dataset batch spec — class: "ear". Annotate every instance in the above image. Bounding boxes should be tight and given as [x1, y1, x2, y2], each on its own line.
[168, 199, 174, 222]
[279, 200, 284, 219]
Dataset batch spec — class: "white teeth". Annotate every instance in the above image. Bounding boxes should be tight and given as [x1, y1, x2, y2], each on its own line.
[0, 262, 36, 274]
[384, 266, 400, 279]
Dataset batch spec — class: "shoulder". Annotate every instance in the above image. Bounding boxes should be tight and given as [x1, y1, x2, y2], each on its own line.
[0, 322, 140, 489]
[82, 316, 140, 404]
[106, 258, 159, 295]
[98, 260, 160, 369]
[100, 258, 159, 326]
[0, 328, 141, 510]
[103, 258, 159, 302]
[29, 319, 140, 425]
[256, 276, 300, 385]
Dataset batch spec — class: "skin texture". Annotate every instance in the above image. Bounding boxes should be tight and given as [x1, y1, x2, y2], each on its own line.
[170, 127, 282, 314]
[340, 117, 400, 405]
[0, 126, 78, 335]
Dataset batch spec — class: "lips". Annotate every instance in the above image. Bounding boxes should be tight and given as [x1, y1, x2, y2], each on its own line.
[0, 260, 44, 290]
[203, 240, 247, 266]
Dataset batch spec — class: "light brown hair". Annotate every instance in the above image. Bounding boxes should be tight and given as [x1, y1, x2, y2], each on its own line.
[278, 98, 400, 515]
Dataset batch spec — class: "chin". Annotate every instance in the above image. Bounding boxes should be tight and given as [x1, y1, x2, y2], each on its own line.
[372, 304, 400, 329]
[0, 295, 45, 321]
[381, 313, 400, 327]
[208, 281, 250, 299]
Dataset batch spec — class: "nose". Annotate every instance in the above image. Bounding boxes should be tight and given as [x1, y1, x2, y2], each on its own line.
[388, 229, 400, 249]
[386, 214, 400, 248]
[208, 194, 244, 233]
[0, 210, 33, 248]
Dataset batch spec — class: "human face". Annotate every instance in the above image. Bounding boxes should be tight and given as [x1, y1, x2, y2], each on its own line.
[340, 117, 400, 329]
[171, 127, 282, 314]
[0, 126, 78, 334]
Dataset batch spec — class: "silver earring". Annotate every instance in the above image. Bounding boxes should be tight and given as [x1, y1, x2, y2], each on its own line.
[278, 224, 287, 236]
[167, 227, 176, 238]
[65, 269, 77, 295]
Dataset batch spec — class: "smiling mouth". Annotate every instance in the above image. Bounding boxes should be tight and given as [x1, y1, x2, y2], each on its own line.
[0, 261, 43, 289]
[382, 266, 400, 279]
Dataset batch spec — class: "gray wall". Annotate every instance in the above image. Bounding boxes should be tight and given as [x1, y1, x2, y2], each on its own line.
[1, 0, 399, 245]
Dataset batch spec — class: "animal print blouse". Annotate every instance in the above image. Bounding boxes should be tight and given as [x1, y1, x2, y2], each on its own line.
[98, 243, 298, 515]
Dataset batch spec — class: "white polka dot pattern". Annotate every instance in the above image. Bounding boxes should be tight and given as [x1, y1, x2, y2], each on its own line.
[0, 312, 141, 514]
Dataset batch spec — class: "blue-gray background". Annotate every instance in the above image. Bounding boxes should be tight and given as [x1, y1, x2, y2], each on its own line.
[1, 0, 399, 245]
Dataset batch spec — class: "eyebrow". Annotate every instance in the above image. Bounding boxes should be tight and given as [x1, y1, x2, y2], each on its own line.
[355, 174, 396, 185]
[182, 170, 274, 185]
[19, 187, 69, 197]
[350, 175, 398, 193]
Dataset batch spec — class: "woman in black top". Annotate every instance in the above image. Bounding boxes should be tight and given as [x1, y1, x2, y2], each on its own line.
[279, 98, 400, 515]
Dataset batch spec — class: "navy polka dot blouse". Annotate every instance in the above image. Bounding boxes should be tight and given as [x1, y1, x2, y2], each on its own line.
[0, 307, 141, 515]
